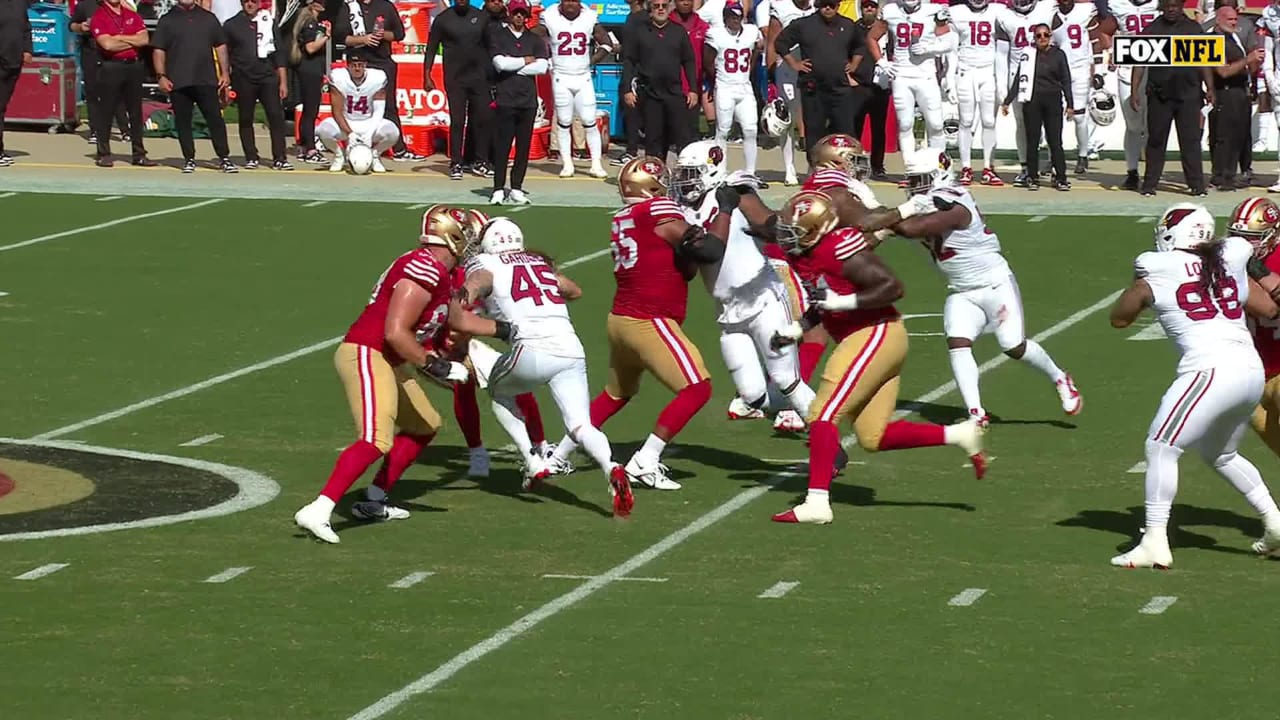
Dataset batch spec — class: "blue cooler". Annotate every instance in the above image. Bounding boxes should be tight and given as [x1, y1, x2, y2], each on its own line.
[592, 62, 624, 138]
[29, 3, 74, 58]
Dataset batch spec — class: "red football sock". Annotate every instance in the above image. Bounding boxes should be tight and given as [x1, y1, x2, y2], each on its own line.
[453, 380, 483, 449]
[516, 393, 545, 445]
[877, 420, 946, 451]
[655, 379, 712, 439]
[589, 391, 630, 428]
[799, 342, 825, 383]
[320, 440, 384, 502]
[373, 433, 434, 493]
[807, 420, 840, 492]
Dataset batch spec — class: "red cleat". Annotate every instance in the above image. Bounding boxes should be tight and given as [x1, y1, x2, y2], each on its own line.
[771, 509, 799, 523]
[610, 465, 634, 518]
[960, 166, 974, 185]
[981, 167, 1004, 186]
[970, 452, 988, 480]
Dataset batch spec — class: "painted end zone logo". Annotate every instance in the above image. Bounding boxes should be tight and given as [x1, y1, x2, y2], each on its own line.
[1113, 36, 1225, 66]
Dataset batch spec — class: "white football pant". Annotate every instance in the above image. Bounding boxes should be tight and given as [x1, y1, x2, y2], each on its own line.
[718, 289, 814, 417]
[956, 66, 997, 170]
[892, 76, 944, 154]
[1069, 64, 1092, 160]
[942, 273, 1026, 350]
[715, 88, 760, 174]
[774, 62, 802, 176]
[1118, 69, 1148, 173]
[553, 72, 603, 167]
[316, 117, 400, 153]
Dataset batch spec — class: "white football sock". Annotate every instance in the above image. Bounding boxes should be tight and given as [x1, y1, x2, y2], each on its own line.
[572, 424, 614, 475]
[948, 347, 983, 414]
[1017, 340, 1066, 383]
[633, 433, 667, 466]
[781, 129, 796, 174]
[490, 396, 533, 457]
[742, 126, 759, 175]
[585, 125, 602, 166]
[1074, 112, 1091, 161]
[557, 125, 574, 167]
[783, 381, 815, 418]
[1124, 125, 1142, 173]
[982, 125, 996, 169]
[1211, 452, 1280, 521]
[551, 434, 577, 463]
[959, 122, 973, 169]
[1144, 440, 1182, 530]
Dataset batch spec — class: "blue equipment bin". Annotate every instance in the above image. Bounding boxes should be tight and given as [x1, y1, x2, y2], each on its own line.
[29, 3, 74, 58]
[593, 63, 624, 138]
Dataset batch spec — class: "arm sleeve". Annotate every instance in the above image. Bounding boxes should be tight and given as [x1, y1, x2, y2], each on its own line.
[995, 37, 1009, 99]
[493, 55, 524, 71]
[517, 58, 549, 75]
[1002, 60, 1020, 105]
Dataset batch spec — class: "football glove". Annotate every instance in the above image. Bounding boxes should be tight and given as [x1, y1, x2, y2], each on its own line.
[814, 289, 859, 312]
[494, 319, 515, 343]
[770, 321, 804, 350]
[723, 170, 768, 191]
[715, 183, 741, 213]
[420, 357, 471, 386]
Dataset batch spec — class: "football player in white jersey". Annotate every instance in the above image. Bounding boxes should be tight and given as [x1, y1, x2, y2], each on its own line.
[1108, 204, 1280, 568]
[767, 0, 815, 185]
[868, 0, 954, 155]
[317, 49, 400, 174]
[995, 0, 1056, 184]
[460, 217, 635, 518]
[947, 0, 1005, 186]
[671, 141, 818, 425]
[1096, 0, 1158, 189]
[705, 1, 763, 175]
[1051, 0, 1098, 176]
[540, 0, 612, 179]
[863, 148, 1082, 425]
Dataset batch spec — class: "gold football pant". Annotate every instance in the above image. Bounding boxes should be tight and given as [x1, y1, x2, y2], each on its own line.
[605, 314, 711, 398]
[335, 342, 442, 453]
[807, 319, 908, 451]
[1251, 374, 1280, 458]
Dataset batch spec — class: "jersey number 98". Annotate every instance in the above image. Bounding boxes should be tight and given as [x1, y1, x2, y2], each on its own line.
[1175, 279, 1242, 321]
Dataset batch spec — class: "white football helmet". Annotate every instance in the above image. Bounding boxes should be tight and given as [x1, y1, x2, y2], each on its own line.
[671, 140, 727, 204]
[941, 101, 960, 148]
[1089, 90, 1116, 127]
[478, 216, 525, 254]
[1010, 0, 1035, 11]
[347, 143, 374, 175]
[900, 0, 922, 12]
[967, 0, 988, 9]
[1154, 203, 1217, 252]
[761, 98, 792, 138]
[902, 148, 955, 196]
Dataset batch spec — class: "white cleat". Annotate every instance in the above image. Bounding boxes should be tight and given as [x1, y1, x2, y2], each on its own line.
[1251, 522, 1280, 556]
[945, 420, 988, 479]
[547, 454, 575, 476]
[625, 455, 682, 490]
[490, 189, 506, 205]
[521, 452, 552, 491]
[371, 157, 388, 173]
[784, 170, 799, 186]
[468, 447, 491, 478]
[328, 151, 346, 173]
[773, 409, 806, 433]
[588, 163, 608, 178]
[508, 189, 531, 205]
[350, 501, 411, 521]
[727, 396, 765, 420]
[1111, 531, 1172, 569]
[1057, 373, 1083, 415]
[294, 499, 340, 543]
[771, 496, 833, 524]
[1270, 182, 1280, 194]
[968, 408, 990, 429]
[559, 162, 575, 178]
[534, 441, 553, 459]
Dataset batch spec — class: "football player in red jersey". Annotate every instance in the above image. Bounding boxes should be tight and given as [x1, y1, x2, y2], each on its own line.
[1233, 199, 1280, 473]
[769, 191, 987, 525]
[294, 207, 515, 544]
[546, 156, 726, 490]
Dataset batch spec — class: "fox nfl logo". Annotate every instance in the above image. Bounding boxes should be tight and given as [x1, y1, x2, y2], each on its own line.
[1112, 35, 1225, 66]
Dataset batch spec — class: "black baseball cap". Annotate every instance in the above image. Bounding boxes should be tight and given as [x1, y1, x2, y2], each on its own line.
[345, 47, 370, 63]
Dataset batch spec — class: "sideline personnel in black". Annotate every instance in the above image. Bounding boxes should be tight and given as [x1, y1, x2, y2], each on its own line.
[850, 0, 888, 178]
[425, 0, 495, 180]
[1002, 23, 1072, 190]
[153, 0, 238, 173]
[488, 0, 549, 206]
[775, 0, 861, 153]
[72, 0, 130, 146]
[224, 0, 292, 170]
[613, 0, 648, 165]
[622, 0, 697, 160]
[1207, 5, 1261, 190]
[1132, 0, 1214, 196]
[337, 0, 427, 161]
[0, 0, 32, 166]
[289, 0, 329, 164]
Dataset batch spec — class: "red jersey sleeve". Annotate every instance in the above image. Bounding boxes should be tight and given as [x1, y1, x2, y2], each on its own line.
[830, 228, 868, 261]
[403, 253, 442, 290]
[802, 169, 852, 192]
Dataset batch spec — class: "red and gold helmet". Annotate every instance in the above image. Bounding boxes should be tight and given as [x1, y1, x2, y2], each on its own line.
[1228, 197, 1280, 259]
[810, 134, 871, 179]
[462, 209, 491, 256]
[419, 205, 473, 257]
[618, 156, 669, 204]
[777, 191, 839, 256]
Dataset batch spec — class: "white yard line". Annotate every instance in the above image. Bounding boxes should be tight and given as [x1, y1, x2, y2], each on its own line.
[947, 588, 988, 607]
[95, 195, 123, 202]
[1139, 595, 1178, 615]
[1028, 215, 1047, 223]
[303, 200, 328, 208]
[757, 581, 800, 599]
[1127, 322, 1166, 341]
[344, 287, 1123, 720]
[0, 291, 8, 297]
[204, 566, 253, 583]
[509, 206, 530, 213]
[179, 433, 223, 447]
[541, 573, 668, 583]
[1138, 216, 1156, 224]
[389, 571, 435, 589]
[406, 203, 430, 210]
[1128, 461, 1147, 474]
[0, 199, 224, 253]
[0, 192, 16, 199]
[13, 563, 69, 580]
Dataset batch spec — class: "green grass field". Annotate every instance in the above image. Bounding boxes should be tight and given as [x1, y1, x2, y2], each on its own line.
[1, 194, 1276, 720]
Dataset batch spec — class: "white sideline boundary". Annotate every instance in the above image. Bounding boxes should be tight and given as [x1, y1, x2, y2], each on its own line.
[342, 287, 1123, 720]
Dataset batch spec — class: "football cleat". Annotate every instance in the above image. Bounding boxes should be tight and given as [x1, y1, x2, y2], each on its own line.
[546, 453, 575, 476]
[625, 455, 682, 490]
[370, 157, 388, 174]
[784, 169, 799, 186]
[968, 408, 990, 429]
[588, 162, 608, 179]
[981, 167, 1003, 186]
[294, 498, 340, 544]
[521, 451, 552, 492]
[946, 420, 987, 479]
[773, 409, 806, 433]
[960, 166, 973, 186]
[468, 447, 491, 478]
[1251, 522, 1280, 556]
[609, 464, 634, 518]
[350, 500, 411, 521]
[1056, 374, 1083, 415]
[559, 161, 575, 178]
[771, 495, 833, 524]
[328, 150, 346, 173]
[1111, 530, 1172, 569]
[727, 396, 766, 420]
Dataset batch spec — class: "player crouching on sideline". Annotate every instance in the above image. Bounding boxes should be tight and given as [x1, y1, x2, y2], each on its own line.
[671, 141, 817, 433]
[458, 217, 634, 516]
[316, 49, 400, 174]
[294, 206, 516, 544]
[768, 191, 986, 525]
[859, 149, 1081, 426]
[546, 157, 723, 491]
[1109, 204, 1280, 569]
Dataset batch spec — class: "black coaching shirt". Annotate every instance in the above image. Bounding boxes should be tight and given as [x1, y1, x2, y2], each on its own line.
[488, 25, 549, 109]
[424, 5, 493, 85]
[621, 19, 696, 97]
[223, 11, 285, 82]
[152, 4, 227, 89]
[774, 12, 861, 90]
[334, 0, 405, 65]
[1140, 13, 1206, 100]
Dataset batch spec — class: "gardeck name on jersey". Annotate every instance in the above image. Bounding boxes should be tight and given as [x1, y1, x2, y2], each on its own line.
[1112, 35, 1225, 66]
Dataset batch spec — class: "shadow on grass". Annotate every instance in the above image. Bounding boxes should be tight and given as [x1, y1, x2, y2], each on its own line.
[901, 400, 1077, 430]
[1056, 504, 1260, 555]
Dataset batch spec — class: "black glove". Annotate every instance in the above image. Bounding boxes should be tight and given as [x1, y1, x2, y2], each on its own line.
[932, 196, 957, 211]
[715, 183, 741, 213]
[745, 214, 779, 240]
[494, 319, 515, 343]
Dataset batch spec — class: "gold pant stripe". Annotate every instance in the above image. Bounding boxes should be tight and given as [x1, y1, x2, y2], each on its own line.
[652, 318, 703, 386]
[817, 321, 888, 424]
